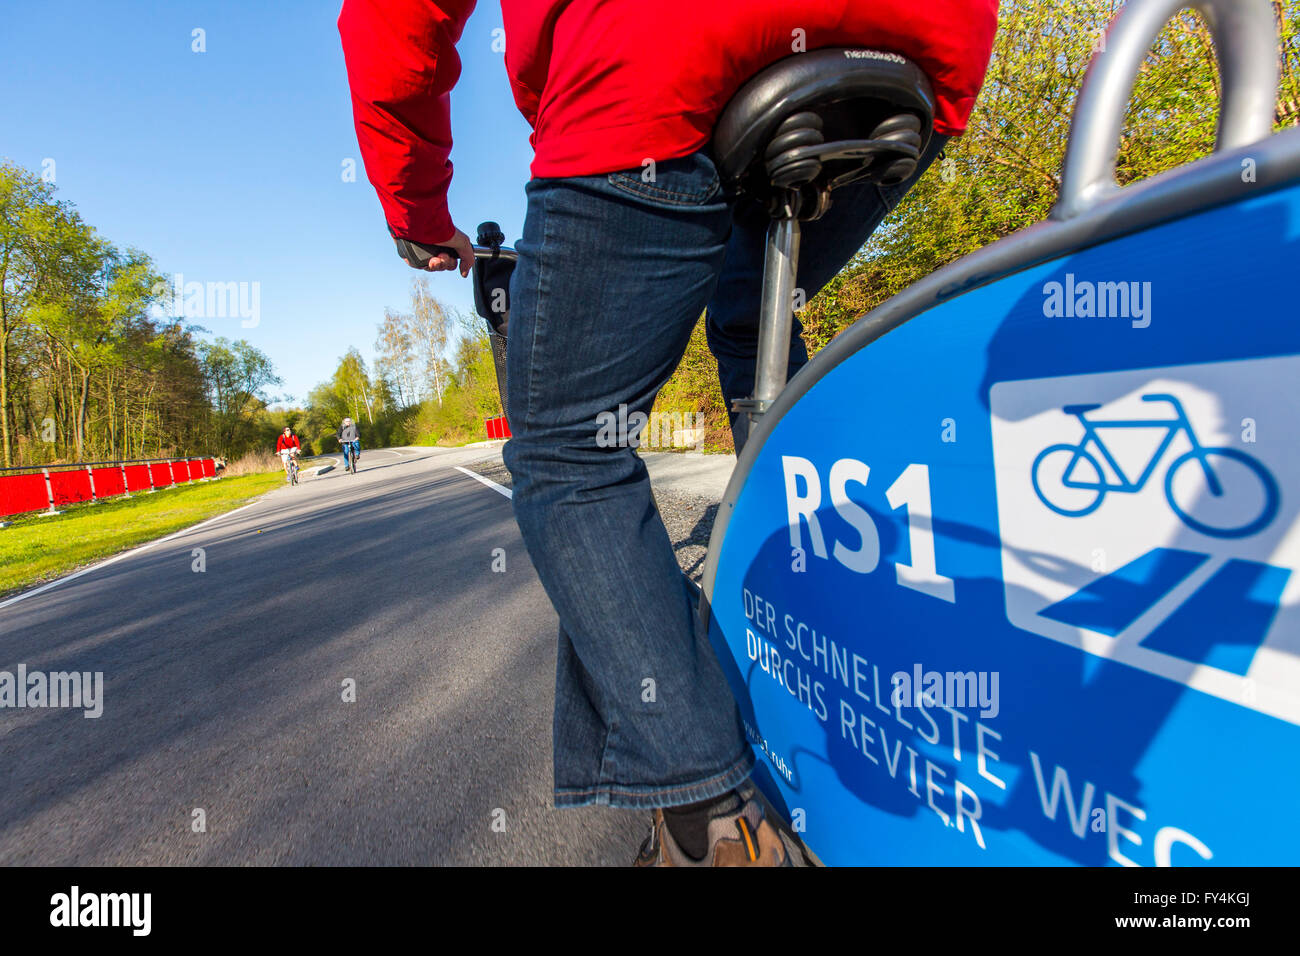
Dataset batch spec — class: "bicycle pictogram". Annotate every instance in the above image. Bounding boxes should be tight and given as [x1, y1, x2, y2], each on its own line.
[1030, 393, 1279, 538]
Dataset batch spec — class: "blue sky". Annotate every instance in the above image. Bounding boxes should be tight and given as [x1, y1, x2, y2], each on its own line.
[0, 0, 535, 405]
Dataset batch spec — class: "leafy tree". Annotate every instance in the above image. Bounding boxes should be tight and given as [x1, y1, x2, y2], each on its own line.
[198, 337, 281, 454]
[1, 161, 268, 465]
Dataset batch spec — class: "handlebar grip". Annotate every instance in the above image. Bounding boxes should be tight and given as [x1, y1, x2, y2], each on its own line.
[395, 237, 460, 268]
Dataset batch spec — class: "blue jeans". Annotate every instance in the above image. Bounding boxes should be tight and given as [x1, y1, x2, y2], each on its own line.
[503, 136, 945, 809]
[342, 440, 359, 467]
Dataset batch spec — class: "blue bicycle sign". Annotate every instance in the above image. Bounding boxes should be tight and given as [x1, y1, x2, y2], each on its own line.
[1030, 393, 1279, 538]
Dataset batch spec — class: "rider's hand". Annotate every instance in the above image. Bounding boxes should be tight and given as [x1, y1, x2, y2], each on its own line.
[413, 227, 474, 277]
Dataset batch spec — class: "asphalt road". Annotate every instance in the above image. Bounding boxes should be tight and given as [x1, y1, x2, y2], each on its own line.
[0, 446, 645, 865]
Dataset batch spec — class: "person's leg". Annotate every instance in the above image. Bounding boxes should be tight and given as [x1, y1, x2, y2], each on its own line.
[503, 150, 755, 810]
[706, 134, 950, 452]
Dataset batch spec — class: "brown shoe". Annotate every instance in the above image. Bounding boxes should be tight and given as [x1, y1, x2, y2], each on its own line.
[633, 794, 790, 866]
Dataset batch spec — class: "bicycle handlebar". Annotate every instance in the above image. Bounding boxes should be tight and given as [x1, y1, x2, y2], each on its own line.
[395, 237, 518, 268]
[469, 245, 518, 262]
[1140, 392, 1180, 406]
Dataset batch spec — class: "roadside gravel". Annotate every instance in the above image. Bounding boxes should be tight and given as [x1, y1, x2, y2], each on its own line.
[460, 448, 729, 583]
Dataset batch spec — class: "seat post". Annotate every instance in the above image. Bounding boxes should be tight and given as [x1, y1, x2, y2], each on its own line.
[736, 215, 802, 441]
[712, 48, 935, 450]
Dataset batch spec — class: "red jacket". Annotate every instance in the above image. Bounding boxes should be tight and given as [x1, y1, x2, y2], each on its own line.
[339, 0, 999, 245]
[276, 434, 301, 453]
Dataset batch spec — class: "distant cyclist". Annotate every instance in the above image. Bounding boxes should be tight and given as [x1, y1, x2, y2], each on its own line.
[336, 417, 360, 473]
[276, 426, 301, 482]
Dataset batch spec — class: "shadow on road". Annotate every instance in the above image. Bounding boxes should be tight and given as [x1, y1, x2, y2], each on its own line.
[0, 464, 643, 864]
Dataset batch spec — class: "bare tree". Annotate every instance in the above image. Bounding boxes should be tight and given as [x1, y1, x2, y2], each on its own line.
[375, 307, 418, 407]
[408, 277, 452, 404]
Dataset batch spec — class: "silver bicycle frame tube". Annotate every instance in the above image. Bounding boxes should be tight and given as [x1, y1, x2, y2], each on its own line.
[1054, 0, 1278, 219]
[744, 217, 803, 435]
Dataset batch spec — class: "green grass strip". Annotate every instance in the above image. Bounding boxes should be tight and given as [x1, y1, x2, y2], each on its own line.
[0, 471, 285, 598]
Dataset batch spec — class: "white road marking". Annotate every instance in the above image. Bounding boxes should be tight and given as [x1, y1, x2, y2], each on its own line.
[453, 466, 512, 500]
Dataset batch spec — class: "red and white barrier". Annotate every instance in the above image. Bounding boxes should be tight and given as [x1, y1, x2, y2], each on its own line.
[0, 457, 218, 520]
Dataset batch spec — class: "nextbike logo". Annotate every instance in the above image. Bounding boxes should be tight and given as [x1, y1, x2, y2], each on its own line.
[990, 357, 1300, 724]
[843, 50, 906, 64]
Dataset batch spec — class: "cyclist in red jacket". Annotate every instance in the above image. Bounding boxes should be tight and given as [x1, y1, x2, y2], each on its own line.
[275, 427, 301, 482]
[340, 0, 998, 866]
